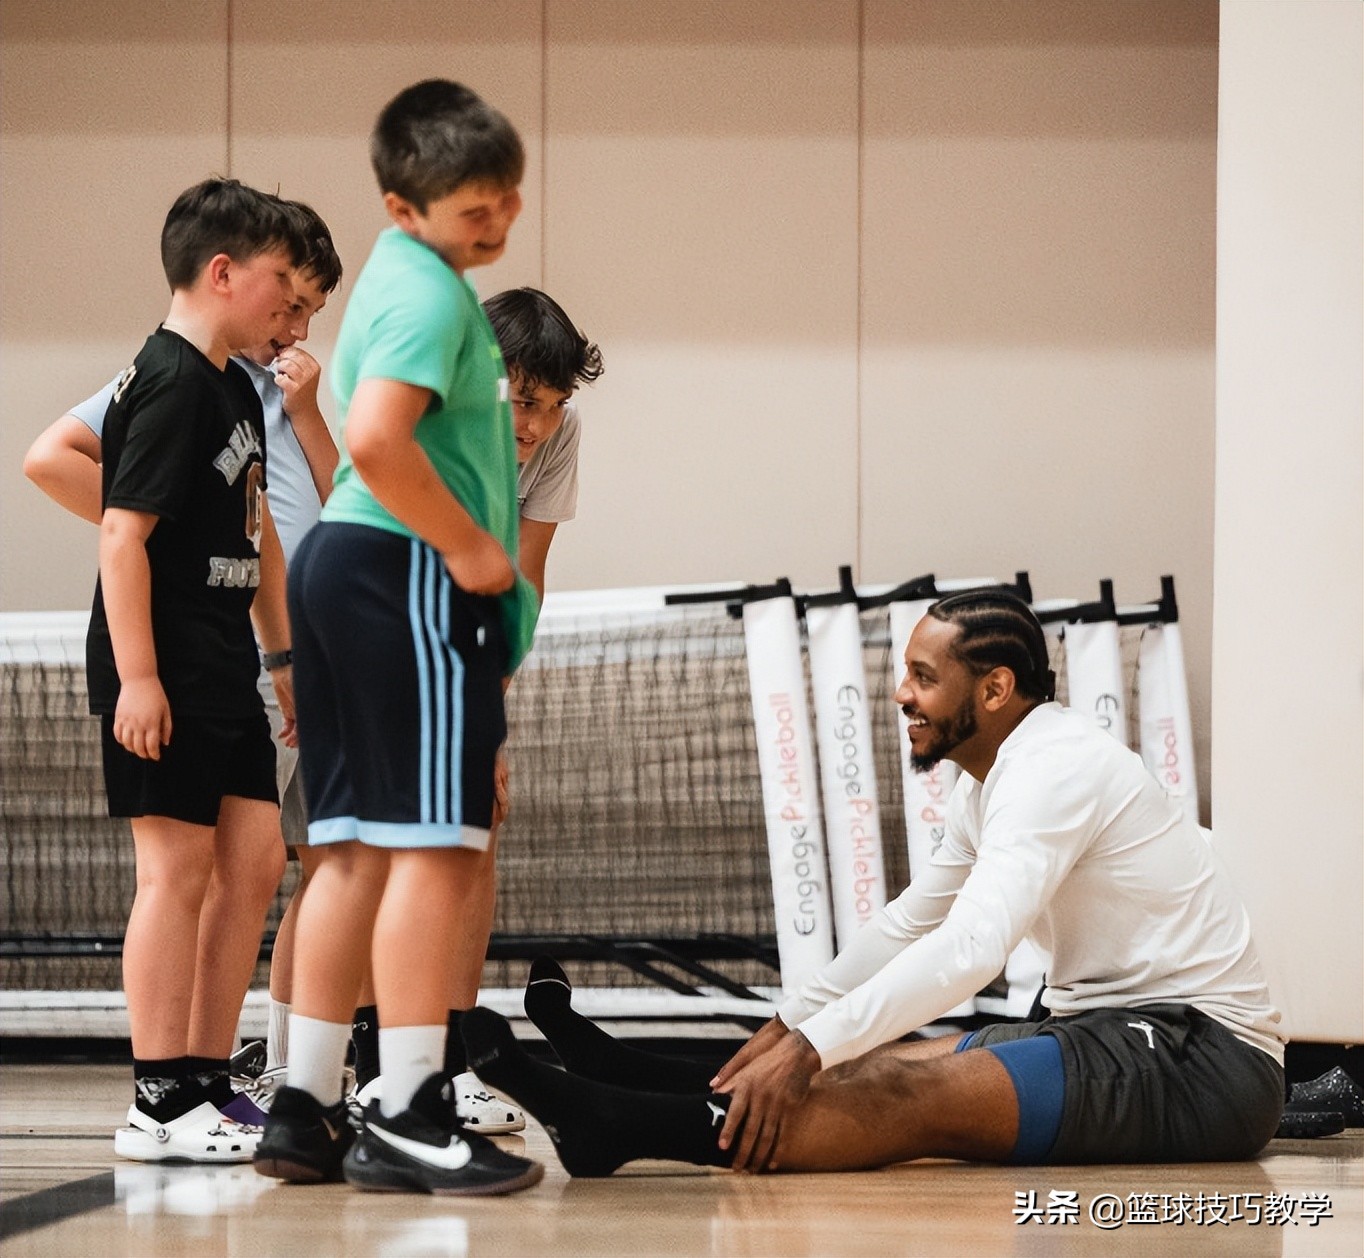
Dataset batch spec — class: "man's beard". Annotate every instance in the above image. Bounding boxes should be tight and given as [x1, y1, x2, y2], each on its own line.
[908, 695, 978, 773]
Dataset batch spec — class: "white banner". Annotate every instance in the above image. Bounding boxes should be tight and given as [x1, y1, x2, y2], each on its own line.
[1137, 621, 1199, 823]
[888, 597, 970, 1017]
[889, 599, 960, 880]
[741, 596, 836, 992]
[1062, 619, 1129, 745]
[806, 601, 887, 949]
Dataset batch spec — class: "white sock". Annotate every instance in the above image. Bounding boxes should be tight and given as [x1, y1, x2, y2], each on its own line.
[285, 1015, 352, 1107]
[266, 999, 291, 1071]
[379, 1025, 445, 1118]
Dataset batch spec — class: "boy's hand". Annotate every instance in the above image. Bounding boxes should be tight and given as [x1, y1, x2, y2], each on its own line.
[443, 532, 515, 595]
[273, 347, 322, 419]
[492, 748, 510, 827]
[113, 676, 172, 760]
[269, 664, 298, 748]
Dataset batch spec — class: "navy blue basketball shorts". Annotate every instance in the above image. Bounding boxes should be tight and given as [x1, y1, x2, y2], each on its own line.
[100, 709, 277, 827]
[967, 1003, 1284, 1163]
[288, 521, 509, 850]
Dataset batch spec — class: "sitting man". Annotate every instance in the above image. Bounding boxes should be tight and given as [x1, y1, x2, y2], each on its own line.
[461, 589, 1285, 1175]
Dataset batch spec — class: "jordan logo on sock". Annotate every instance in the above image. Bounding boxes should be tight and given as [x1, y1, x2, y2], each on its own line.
[707, 1101, 726, 1128]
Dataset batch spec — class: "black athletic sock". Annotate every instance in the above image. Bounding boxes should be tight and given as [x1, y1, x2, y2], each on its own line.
[352, 1005, 380, 1089]
[184, 1057, 234, 1109]
[444, 1010, 469, 1077]
[523, 957, 718, 1093]
[132, 1057, 204, 1121]
[462, 1006, 733, 1177]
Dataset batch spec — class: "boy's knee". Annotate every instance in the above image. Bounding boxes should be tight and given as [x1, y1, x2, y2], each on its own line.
[135, 851, 215, 907]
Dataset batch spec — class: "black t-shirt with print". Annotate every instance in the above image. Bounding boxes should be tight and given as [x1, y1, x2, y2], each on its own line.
[86, 328, 269, 717]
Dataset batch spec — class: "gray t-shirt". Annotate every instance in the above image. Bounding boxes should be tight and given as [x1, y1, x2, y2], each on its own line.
[75, 374, 581, 544]
[71, 356, 321, 564]
[517, 401, 580, 524]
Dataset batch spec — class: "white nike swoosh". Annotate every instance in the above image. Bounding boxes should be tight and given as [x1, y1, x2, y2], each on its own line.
[707, 1101, 725, 1128]
[371, 1124, 472, 1171]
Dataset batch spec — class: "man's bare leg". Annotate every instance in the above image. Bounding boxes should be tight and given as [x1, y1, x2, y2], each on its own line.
[771, 1046, 1018, 1170]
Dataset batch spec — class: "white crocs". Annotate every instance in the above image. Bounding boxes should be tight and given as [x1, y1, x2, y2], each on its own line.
[113, 1101, 261, 1164]
[453, 1070, 525, 1135]
[351, 1071, 525, 1134]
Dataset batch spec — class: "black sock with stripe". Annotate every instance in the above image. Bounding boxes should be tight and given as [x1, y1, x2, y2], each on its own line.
[462, 1006, 732, 1177]
[523, 957, 718, 1093]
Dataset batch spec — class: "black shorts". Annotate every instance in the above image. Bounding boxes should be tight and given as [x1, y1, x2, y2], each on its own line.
[100, 710, 278, 827]
[288, 522, 508, 851]
[970, 1004, 1284, 1163]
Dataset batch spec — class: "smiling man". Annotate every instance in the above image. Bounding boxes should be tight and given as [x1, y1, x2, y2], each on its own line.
[460, 589, 1287, 1178]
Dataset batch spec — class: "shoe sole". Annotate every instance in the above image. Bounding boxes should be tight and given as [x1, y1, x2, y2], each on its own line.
[1276, 1110, 1346, 1139]
[253, 1154, 335, 1183]
[345, 1159, 544, 1196]
[459, 1118, 525, 1135]
[115, 1126, 256, 1164]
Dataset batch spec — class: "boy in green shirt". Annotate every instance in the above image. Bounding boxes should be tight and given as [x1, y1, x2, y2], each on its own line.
[254, 79, 541, 1196]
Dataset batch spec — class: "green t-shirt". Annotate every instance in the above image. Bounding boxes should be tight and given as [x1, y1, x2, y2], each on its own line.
[324, 228, 539, 670]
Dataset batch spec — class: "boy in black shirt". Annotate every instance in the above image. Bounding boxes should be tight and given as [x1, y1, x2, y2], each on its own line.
[87, 178, 306, 1163]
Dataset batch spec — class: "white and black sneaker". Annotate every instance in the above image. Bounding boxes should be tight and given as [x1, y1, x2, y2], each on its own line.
[343, 1073, 543, 1196]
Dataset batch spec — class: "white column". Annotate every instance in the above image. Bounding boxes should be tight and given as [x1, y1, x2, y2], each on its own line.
[1214, 1, 1364, 1041]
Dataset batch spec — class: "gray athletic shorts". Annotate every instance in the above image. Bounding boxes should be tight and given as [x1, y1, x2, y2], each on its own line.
[970, 1003, 1284, 1163]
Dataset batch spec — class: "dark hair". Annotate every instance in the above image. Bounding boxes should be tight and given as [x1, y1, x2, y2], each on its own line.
[160, 178, 304, 291]
[280, 199, 342, 294]
[370, 79, 524, 212]
[928, 590, 1056, 703]
[482, 288, 604, 395]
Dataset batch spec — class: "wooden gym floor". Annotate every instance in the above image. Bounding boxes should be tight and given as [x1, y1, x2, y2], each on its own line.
[1, 1060, 1360, 1258]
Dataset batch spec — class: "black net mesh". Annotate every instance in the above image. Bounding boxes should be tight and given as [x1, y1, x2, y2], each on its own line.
[1, 602, 1156, 997]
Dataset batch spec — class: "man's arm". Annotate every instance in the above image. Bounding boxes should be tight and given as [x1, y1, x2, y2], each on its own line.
[273, 346, 339, 503]
[518, 518, 558, 602]
[346, 378, 514, 594]
[772, 857, 970, 1039]
[23, 415, 103, 524]
[100, 507, 171, 759]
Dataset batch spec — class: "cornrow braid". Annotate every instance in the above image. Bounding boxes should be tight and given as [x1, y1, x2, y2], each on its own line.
[927, 590, 1057, 703]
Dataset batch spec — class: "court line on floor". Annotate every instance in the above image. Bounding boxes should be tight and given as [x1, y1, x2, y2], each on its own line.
[0, 1172, 115, 1242]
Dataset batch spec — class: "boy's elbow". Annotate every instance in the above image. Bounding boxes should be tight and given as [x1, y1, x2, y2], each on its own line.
[347, 427, 394, 483]
[22, 445, 53, 489]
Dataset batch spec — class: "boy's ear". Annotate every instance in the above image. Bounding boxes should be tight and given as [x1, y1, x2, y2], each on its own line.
[382, 191, 421, 230]
[204, 253, 233, 293]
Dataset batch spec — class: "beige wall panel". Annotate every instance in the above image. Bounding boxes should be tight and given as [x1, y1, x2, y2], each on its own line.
[539, 1, 861, 591]
[227, 0, 545, 425]
[1, 1, 230, 609]
[859, 1, 1218, 810]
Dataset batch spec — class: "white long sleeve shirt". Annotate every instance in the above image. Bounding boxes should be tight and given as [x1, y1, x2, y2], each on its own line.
[778, 703, 1284, 1068]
